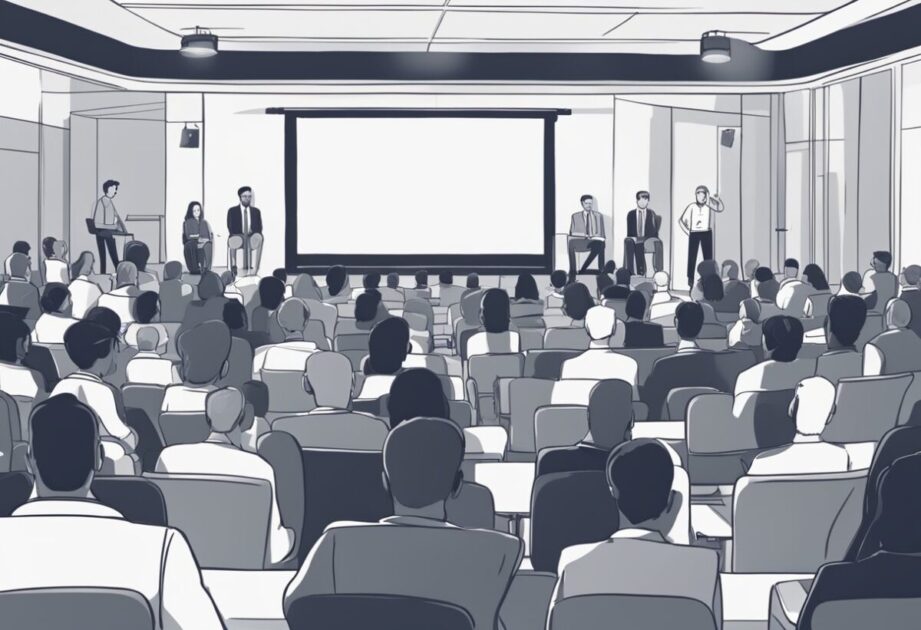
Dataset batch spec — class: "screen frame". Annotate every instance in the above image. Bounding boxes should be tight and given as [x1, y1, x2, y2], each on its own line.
[280, 108, 566, 274]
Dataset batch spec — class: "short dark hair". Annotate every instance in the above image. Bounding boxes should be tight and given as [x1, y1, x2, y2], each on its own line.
[625, 291, 647, 320]
[367, 317, 410, 375]
[222, 300, 247, 331]
[241, 380, 269, 417]
[30, 394, 99, 492]
[0, 312, 31, 362]
[355, 291, 381, 323]
[84, 306, 121, 336]
[874, 250, 893, 268]
[363, 272, 381, 290]
[237, 186, 252, 197]
[387, 368, 449, 429]
[607, 439, 674, 524]
[326, 265, 347, 296]
[258, 277, 286, 310]
[784, 258, 800, 270]
[826, 296, 867, 347]
[701, 273, 725, 302]
[414, 270, 428, 287]
[272, 268, 287, 283]
[197, 271, 224, 301]
[439, 271, 453, 285]
[636, 190, 650, 201]
[762, 315, 804, 362]
[40, 283, 69, 314]
[466, 273, 480, 289]
[563, 283, 594, 321]
[514, 274, 539, 301]
[384, 417, 464, 508]
[603, 260, 617, 275]
[481, 288, 511, 333]
[550, 270, 568, 289]
[133, 291, 159, 324]
[64, 321, 116, 370]
[754, 267, 774, 282]
[42, 237, 56, 258]
[177, 320, 232, 385]
[12, 241, 30, 255]
[124, 241, 150, 272]
[615, 268, 631, 286]
[386, 272, 400, 289]
[580, 194, 593, 203]
[802, 264, 830, 291]
[102, 179, 120, 193]
[675, 302, 705, 339]
[841, 271, 863, 293]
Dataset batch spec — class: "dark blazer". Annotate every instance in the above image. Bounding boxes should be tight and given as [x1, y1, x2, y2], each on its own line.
[536, 443, 609, 477]
[624, 320, 665, 349]
[641, 349, 721, 420]
[227, 205, 263, 236]
[901, 288, 921, 338]
[605, 285, 631, 300]
[626, 209, 660, 240]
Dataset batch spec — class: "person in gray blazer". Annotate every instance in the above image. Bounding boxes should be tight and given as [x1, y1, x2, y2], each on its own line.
[568, 194, 606, 281]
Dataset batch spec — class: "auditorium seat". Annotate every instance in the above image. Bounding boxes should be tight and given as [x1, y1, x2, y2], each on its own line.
[809, 598, 921, 630]
[466, 354, 524, 425]
[121, 384, 167, 444]
[260, 366, 318, 421]
[0, 391, 27, 471]
[0, 587, 155, 630]
[508, 379, 597, 455]
[542, 327, 589, 350]
[821, 373, 911, 443]
[157, 411, 209, 446]
[614, 347, 675, 384]
[21, 344, 58, 392]
[256, 430, 306, 562]
[285, 594, 474, 630]
[91, 476, 168, 527]
[499, 571, 558, 630]
[522, 349, 582, 379]
[549, 594, 717, 630]
[533, 405, 587, 453]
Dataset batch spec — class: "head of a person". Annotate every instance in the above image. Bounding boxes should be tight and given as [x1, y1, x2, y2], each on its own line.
[6, 252, 30, 281]
[439, 271, 453, 286]
[237, 185, 252, 207]
[383, 417, 465, 516]
[29, 394, 103, 497]
[355, 292, 381, 323]
[177, 320, 231, 385]
[124, 241, 150, 273]
[386, 272, 400, 289]
[71, 251, 95, 278]
[52, 238, 69, 259]
[739, 298, 761, 324]
[635, 190, 650, 210]
[103, 179, 119, 198]
[563, 282, 594, 322]
[753, 267, 776, 299]
[115, 261, 138, 289]
[304, 351, 353, 409]
[64, 321, 117, 376]
[841, 271, 863, 294]
[825, 295, 867, 348]
[587, 380, 634, 450]
[185, 201, 203, 221]
[721, 259, 740, 281]
[466, 273, 480, 290]
[653, 271, 670, 291]
[291, 274, 321, 300]
[133, 291, 159, 324]
[480, 288, 511, 334]
[368, 317, 411, 375]
[387, 368, 449, 429]
[136, 325, 161, 352]
[276, 298, 310, 334]
[701, 274, 724, 303]
[514, 273, 540, 301]
[743, 258, 760, 281]
[326, 265, 347, 296]
[84, 306, 121, 337]
[872, 250, 893, 272]
[585, 305, 617, 342]
[607, 439, 676, 529]
[241, 380, 270, 418]
[869, 452, 921, 554]
[222, 300, 248, 333]
[42, 237, 56, 259]
[40, 283, 70, 315]
[625, 291, 647, 321]
[163, 260, 183, 282]
[0, 313, 31, 363]
[790, 377, 836, 437]
[414, 270, 428, 288]
[258, 277, 286, 311]
[886, 299, 912, 331]
[783, 258, 800, 278]
[580, 194, 594, 211]
[802, 264, 830, 291]
[199, 272, 225, 301]
[697, 259, 720, 282]
[674, 302, 704, 341]
[220, 270, 235, 288]
[205, 387, 245, 436]
[602, 260, 617, 276]
[363, 272, 381, 290]
[614, 268, 631, 287]
[271, 268, 287, 284]
[550, 269, 568, 290]
[901, 264, 921, 288]
[762, 315, 804, 362]
[695, 185, 709, 204]
[12, 241, 30, 257]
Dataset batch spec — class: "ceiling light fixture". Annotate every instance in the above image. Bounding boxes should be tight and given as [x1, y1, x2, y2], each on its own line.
[180, 27, 218, 58]
[700, 30, 731, 64]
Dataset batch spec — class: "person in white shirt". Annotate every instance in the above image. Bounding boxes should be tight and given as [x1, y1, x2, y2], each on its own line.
[648, 271, 685, 324]
[751, 266, 782, 320]
[728, 298, 763, 354]
[274, 351, 389, 451]
[126, 326, 180, 387]
[97, 261, 141, 328]
[546, 270, 568, 309]
[251, 298, 318, 378]
[0, 252, 41, 323]
[41, 236, 69, 285]
[747, 377, 850, 475]
[0, 394, 224, 630]
[123, 291, 170, 354]
[161, 320, 232, 413]
[67, 251, 104, 319]
[864, 298, 921, 376]
[561, 305, 639, 398]
[156, 386, 295, 565]
[551, 439, 721, 625]
[0, 312, 45, 401]
[776, 258, 812, 317]
[735, 315, 816, 397]
[31, 283, 79, 344]
[862, 251, 898, 315]
[815, 295, 866, 384]
[678, 185, 724, 289]
[467, 288, 520, 358]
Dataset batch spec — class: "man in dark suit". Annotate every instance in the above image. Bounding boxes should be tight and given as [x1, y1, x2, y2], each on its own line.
[899, 264, 921, 338]
[567, 194, 606, 282]
[623, 291, 664, 349]
[624, 191, 662, 276]
[227, 186, 264, 276]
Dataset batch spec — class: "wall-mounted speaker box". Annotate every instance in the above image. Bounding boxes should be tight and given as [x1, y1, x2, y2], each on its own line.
[721, 128, 736, 148]
[180, 125, 200, 148]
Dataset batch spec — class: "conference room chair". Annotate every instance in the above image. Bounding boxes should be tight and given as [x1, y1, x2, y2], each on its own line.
[806, 598, 921, 630]
[21, 344, 58, 392]
[506, 378, 600, 456]
[447, 480, 496, 530]
[157, 411, 209, 446]
[894, 370, 921, 425]
[820, 373, 912, 443]
[466, 353, 525, 425]
[855, 312, 884, 350]
[522, 349, 582, 379]
[0, 587, 155, 630]
[286, 594, 475, 630]
[542, 327, 590, 350]
[145, 472, 272, 570]
[32, 342, 78, 382]
[533, 405, 588, 453]
[665, 386, 721, 421]
[121, 384, 167, 443]
[518, 325, 546, 351]
[0, 391, 27, 472]
[333, 332, 371, 371]
[456, 326, 481, 362]
[92, 476, 168, 527]
[401, 352, 449, 374]
[256, 430, 305, 566]
[260, 366, 318, 422]
[613, 347, 675, 384]
[301, 297, 338, 340]
[461, 426, 509, 474]
[404, 297, 435, 333]
[731, 469, 867, 573]
[0, 471, 33, 516]
[549, 594, 717, 630]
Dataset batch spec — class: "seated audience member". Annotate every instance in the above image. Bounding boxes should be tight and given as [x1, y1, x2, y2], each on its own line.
[156, 387, 295, 565]
[462, 273, 481, 296]
[42, 236, 69, 285]
[437, 271, 465, 308]
[779, 257, 800, 289]
[357, 317, 411, 399]
[728, 298, 763, 354]
[405, 269, 432, 300]
[322, 265, 351, 304]
[52, 321, 137, 466]
[815, 295, 866, 384]
[795, 452, 921, 630]
[386, 368, 451, 429]
[361, 271, 382, 295]
[274, 351, 389, 450]
[0, 394, 223, 628]
[776, 259, 812, 318]
[537, 379, 633, 476]
[698, 274, 724, 324]
[623, 291, 664, 348]
[648, 271, 683, 321]
[240, 379, 271, 452]
[511, 273, 544, 323]
[217, 302, 256, 388]
[161, 320, 232, 412]
[595, 260, 617, 297]
[551, 439, 720, 621]
[802, 263, 833, 322]
[272, 268, 288, 285]
[252, 276, 286, 342]
[84, 305, 136, 388]
[546, 269, 568, 308]
[68, 251, 103, 318]
[691, 260, 720, 301]
[32, 283, 78, 344]
[735, 316, 814, 396]
[0, 312, 45, 399]
[720, 259, 751, 313]
[467, 288, 520, 358]
[283, 416, 523, 630]
[124, 291, 168, 352]
[862, 250, 898, 314]
[751, 266, 781, 319]
[561, 306, 639, 396]
[634, 281, 656, 319]
[864, 298, 921, 375]
[743, 258, 760, 289]
[379, 272, 405, 303]
[159, 261, 194, 322]
[747, 377, 850, 475]
[126, 326, 180, 386]
[97, 261, 141, 327]
[899, 264, 921, 338]
[251, 301, 319, 377]
[838, 271, 865, 298]
[124, 241, 159, 292]
[557, 282, 594, 332]
[353, 291, 386, 332]
[605, 268, 632, 301]
[0, 252, 40, 323]
[292, 273, 322, 302]
[223, 299, 267, 350]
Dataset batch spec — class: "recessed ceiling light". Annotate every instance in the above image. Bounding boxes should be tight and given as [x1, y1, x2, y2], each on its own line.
[181, 27, 218, 58]
[701, 30, 731, 64]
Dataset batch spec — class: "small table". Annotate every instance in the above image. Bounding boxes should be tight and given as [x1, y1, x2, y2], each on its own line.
[474, 462, 535, 536]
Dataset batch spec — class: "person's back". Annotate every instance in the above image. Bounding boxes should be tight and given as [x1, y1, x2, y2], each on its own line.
[126, 327, 180, 386]
[162, 320, 232, 412]
[0, 253, 40, 322]
[624, 319, 664, 348]
[734, 316, 814, 396]
[437, 272, 465, 308]
[899, 266, 921, 338]
[561, 306, 638, 397]
[159, 262, 194, 322]
[865, 323, 921, 375]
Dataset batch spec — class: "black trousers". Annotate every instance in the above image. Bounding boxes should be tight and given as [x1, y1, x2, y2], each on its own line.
[96, 234, 119, 274]
[687, 230, 713, 285]
[568, 238, 605, 278]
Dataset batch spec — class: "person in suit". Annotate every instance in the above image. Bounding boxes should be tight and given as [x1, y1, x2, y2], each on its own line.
[561, 305, 639, 397]
[550, 439, 721, 622]
[623, 291, 664, 348]
[536, 379, 633, 477]
[227, 186, 263, 277]
[0, 253, 41, 324]
[283, 416, 523, 630]
[182, 201, 214, 275]
[863, 298, 921, 375]
[815, 295, 866, 384]
[624, 191, 662, 276]
[898, 264, 921, 338]
[567, 194, 606, 281]
[91, 179, 126, 274]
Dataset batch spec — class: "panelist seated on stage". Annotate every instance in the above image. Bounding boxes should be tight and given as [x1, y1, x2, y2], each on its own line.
[568, 194, 606, 280]
[227, 185, 263, 277]
[624, 190, 663, 276]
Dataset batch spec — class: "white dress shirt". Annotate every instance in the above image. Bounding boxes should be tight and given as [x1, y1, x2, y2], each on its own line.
[746, 434, 851, 476]
[156, 439, 294, 564]
[356, 374, 396, 400]
[160, 384, 216, 413]
[734, 358, 818, 396]
[466, 331, 520, 358]
[0, 499, 223, 630]
[251, 340, 318, 378]
[97, 287, 137, 326]
[126, 352, 181, 387]
[31, 313, 79, 344]
[123, 323, 170, 351]
[0, 361, 42, 399]
[68, 276, 103, 319]
[43, 259, 69, 284]
[51, 372, 136, 452]
[680, 202, 713, 232]
[776, 279, 812, 317]
[561, 348, 639, 398]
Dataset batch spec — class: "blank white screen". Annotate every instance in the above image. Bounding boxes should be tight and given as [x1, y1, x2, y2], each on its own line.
[296, 117, 545, 255]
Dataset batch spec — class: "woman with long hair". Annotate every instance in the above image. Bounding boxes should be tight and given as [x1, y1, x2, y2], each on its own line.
[182, 201, 214, 274]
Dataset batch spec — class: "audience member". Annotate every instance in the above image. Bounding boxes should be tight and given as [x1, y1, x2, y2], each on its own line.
[864, 298, 921, 375]
[562, 306, 638, 397]
[648, 271, 683, 322]
[863, 250, 898, 314]
[815, 295, 866, 384]
[546, 269, 568, 308]
[159, 260, 194, 322]
[321, 265, 350, 304]
[251, 299, 318, 376]
[240, 379, 271, 452]
[386, 368, 450, 428]
[735, 316, 814, 396]
[437, 271, 465, 308]
[67, 251, 103, 318]
[838, 271, 864, 298]
[778, 257, 800, 288]
[124, 241, 159, 292]
[511, 273, 544, 323]
[97, 261, 140, 327]
[467, 288, 520, 357]
[223, 299, 266, 350]
[218, 301, 256, 387]
[802, 263, 833, 324]
[898, 264, 921, 338]
[691, 259, 720, 301]
[352, 291, 386, 331]
[624, 291, 664, 348]
[751, 266, 781, 319]
[124, 291, 168, 353]
[125, 326, 180, 386]
[719, 259, 751, 313]
[12, 240, 30, 257]
[379, 272, 404, 303]
[252, 277, 286, 342]
[357, 317, 411, 399]
[407, 269, 432, 301]
[777, 258, 812, 317]
[698, 273, 724, 323]
[32, 283, 77, 344]
[161, 320, 231, 412]
[595, 260, 617, 297]
[292, 273, 322, 301]
[604, 268, 631, 301]
[41, 236, 69, 285]
[0, 252, 40, 323]
[728, 298, 762, 354]
[0, 312, 45, 399]
[743, 258, 760, 287]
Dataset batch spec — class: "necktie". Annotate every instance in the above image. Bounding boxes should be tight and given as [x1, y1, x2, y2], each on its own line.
[586, 212, 592, 237]
[243, 207, 249, 234]
[638, 211, 644, 238]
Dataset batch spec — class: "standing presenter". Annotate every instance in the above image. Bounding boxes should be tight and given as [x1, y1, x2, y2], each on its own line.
[678, 185, 724, 289]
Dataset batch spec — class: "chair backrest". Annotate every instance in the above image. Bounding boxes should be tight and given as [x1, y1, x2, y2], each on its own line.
[334, 332, 371, 352]
[0, 391, 21, 458]
[157, 412, 209, 446]
[257, 430, 306, 553]
[614, 347, 675, 384]
[523, 349, 582, 379]
[549, 594, 716, 630]
[260, 368, 317, 416]
[445, 480, 495, 530]
[468, 354, 524, 425]
[22, 344, 58, 392]
[145, 472, 271, 569]
[822, 373, 912, 443]
[543, 327, 590, 350]
[403, 311, 428, 333]
[121, 384, 167, 442]
[810, 598, 921, 630]
[0, 587, 154, 630]
[91, 476, 168, 526]
[286, 594, 474, 630]
[745, 388, 797, 449]
[731, 469, 866, 573]
[402, 353, 448, 375]
[712, 349, 758, 391]
[519, 326, 546, 351]
[530, 471, 619, 572]
[508, 378, 554, 453]
[0, 471, 33, 516]
[35, 342, 78, 381]
[534, 405, 588, 452]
